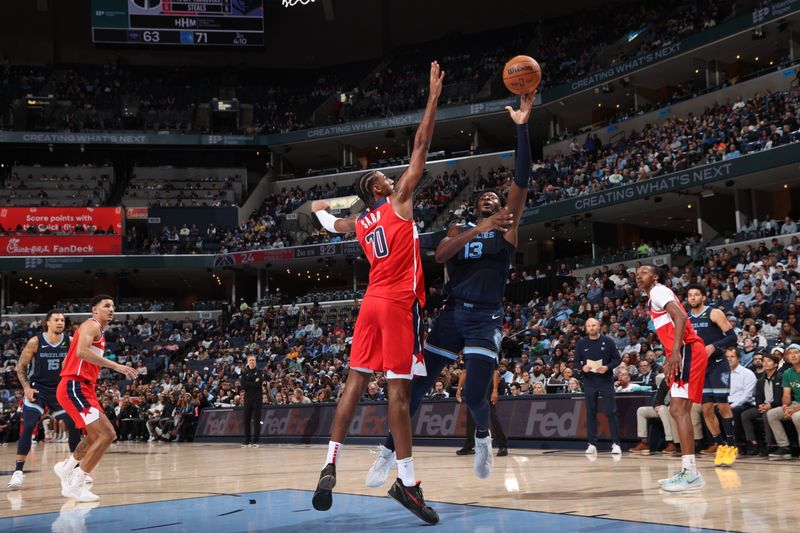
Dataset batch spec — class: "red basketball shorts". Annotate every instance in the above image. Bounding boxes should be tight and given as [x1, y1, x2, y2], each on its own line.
[57, 378, 102, 429]
[668, 341, 708, 404]
[349, 296, 425, 379]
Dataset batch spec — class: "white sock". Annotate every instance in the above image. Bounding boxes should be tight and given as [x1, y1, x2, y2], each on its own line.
[682, 454, 697, 474]
[397, 457, 415, 487]
[65, 456, 79, 470]
[325, 441, 342, 466]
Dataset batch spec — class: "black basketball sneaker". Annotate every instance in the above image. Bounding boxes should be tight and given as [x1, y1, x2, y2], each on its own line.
[311, 463, 336, 511]
[387, 478, 439, 524]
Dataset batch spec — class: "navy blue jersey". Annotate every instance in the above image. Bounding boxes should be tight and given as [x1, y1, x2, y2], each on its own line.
[444, 223, 515, 307]
[689, 306, 725, 349]
[29, 332, 69, 389]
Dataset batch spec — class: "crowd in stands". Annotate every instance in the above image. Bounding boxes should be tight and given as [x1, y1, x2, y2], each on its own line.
[123, 174, 243, 209]
[538, 0, 731, 90]
[127, 222, 293, 255]
[0, 170, 111, 208]
[0, 0, 736, 137]
[531, 88, 800, 209]
[2, 230, 799, 452]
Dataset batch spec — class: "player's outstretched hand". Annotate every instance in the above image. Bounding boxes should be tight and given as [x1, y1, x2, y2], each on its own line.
[477, 210, 514, 233]
[429, 61, 444, 100]
[504, 90, 536, 125]
[311, 200, 331, 213]
[117, 363, 140, 381]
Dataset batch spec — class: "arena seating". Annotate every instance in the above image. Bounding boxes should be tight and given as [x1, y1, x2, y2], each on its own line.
[0, 164, 114, 207]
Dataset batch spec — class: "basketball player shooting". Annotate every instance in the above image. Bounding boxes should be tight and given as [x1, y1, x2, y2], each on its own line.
[364, 90, 535, 486]
[309, 61, 444, 524]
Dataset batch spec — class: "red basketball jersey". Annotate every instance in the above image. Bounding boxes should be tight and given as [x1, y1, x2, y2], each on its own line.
[647, 284, 702, 355]
[355, 197, 426, 307]
[60, 318, 106, 383]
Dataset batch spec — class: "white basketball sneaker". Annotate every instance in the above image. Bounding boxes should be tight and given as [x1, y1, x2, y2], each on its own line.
[585, 443, 597, 455]
[611, 444, 622, 455]
[7, 470, 24, 490]
[365, 444, 397, 488]
[54, 460, 72, 497]
[64, 470, 99, 502]
[473, 433, 494, 479]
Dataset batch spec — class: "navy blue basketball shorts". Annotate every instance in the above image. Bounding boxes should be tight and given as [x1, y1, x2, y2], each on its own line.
[702, 351, 731, 404]
[424, 301, 502, 362]
[23, 385, 67, 420]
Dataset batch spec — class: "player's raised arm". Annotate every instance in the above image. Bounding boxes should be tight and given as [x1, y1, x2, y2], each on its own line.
[502, 90, 535, 244]
[392, 61, 444, 217]
[312, 200, 357, 234]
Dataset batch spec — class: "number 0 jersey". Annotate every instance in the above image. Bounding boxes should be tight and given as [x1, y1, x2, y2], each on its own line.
[355, 197, 425, 307]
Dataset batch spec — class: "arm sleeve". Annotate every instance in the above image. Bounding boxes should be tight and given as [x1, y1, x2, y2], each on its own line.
[513, 124, 531, 189]
[649, 285, 676, 311]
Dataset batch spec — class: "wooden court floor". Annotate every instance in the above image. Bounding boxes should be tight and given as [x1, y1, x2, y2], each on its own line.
[0, 440, 797, 532]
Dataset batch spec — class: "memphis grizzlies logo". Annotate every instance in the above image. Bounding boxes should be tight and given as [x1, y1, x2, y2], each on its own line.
[721, 373, 730, 386]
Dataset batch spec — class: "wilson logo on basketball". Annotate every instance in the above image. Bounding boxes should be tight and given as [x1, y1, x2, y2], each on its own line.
[507, 65, 534, 74]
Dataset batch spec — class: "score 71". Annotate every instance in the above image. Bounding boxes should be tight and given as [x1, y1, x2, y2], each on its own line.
[195, 32, 208, 43]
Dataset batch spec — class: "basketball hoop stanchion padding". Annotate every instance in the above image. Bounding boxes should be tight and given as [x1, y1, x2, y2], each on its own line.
[282, 0, 316, 6]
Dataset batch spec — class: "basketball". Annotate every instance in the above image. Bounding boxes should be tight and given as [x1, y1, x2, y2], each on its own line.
[502, 55, 541, 95]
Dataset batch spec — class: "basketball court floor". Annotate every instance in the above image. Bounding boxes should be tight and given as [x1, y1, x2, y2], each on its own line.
[0, 441, 796, 532]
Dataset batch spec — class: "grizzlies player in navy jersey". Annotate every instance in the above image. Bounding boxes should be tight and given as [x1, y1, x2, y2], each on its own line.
[7, 310, 82, 490]
[365, 91, 534, 487]
[686, 284, 739, 467]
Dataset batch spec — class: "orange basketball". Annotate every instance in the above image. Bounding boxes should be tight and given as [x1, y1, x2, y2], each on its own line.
[502, 55, 541, 95]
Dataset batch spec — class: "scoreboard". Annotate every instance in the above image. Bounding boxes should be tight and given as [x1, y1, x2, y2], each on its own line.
[91, 0, 264, 47]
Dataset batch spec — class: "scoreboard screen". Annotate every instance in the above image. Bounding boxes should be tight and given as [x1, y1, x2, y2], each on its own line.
[91, 0, 264, 47]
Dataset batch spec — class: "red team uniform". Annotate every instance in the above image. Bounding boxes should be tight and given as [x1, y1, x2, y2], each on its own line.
[647, 284, 707, 403]
[56, 318, 106, 428]
[351, 197, 426, 378]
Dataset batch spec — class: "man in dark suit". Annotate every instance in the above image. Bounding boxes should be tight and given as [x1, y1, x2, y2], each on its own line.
[632, 359, 659, 389]
[241, 355, 264, 448]
[576, 318, 622, 455]
[740, 353, 784, 455]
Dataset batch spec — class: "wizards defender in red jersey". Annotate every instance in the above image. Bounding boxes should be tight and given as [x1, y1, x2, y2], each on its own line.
[636, 265, 706, 492]
[308, 62, 443, 524]
[54, 294, 139, 502]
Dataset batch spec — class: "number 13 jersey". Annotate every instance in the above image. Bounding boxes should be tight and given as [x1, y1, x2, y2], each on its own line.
[356, 197, 426, 307]
[444, 222, 515, 307]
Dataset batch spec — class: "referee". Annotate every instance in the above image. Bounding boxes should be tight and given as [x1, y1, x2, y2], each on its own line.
[576, 318, 622, 455]
[241, 355, 264, 448]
